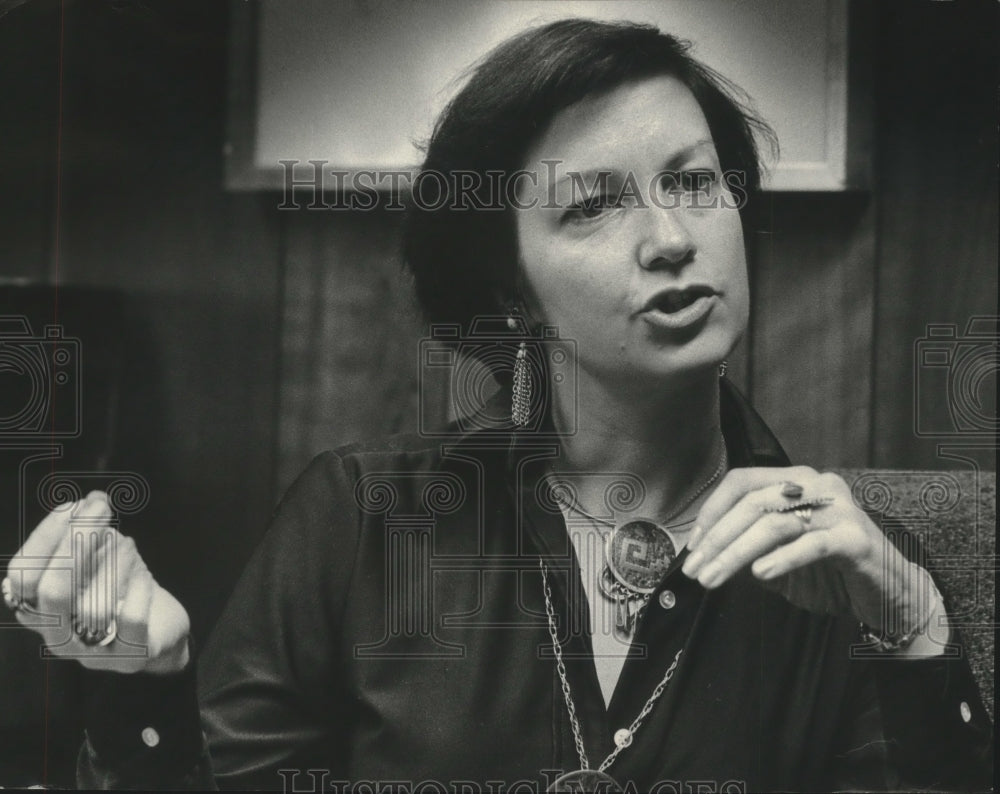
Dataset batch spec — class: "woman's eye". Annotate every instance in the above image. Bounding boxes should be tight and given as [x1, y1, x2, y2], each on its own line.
[678, 169, 719, 194]
[565, 194, 620, 222]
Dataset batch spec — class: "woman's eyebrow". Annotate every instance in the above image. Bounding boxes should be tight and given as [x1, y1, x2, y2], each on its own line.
[659, 139, 717, 170]
[553, 167, 622, 191]
[553, 139, 718, 189]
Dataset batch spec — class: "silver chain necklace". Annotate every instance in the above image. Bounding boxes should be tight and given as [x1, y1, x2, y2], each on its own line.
[551, 440, 728, 530]
[540, 558, 683, 790]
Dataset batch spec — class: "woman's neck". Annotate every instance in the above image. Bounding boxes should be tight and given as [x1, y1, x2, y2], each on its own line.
[549, 367, 724, 522]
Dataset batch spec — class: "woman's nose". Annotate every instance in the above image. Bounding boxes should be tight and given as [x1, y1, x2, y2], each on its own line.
[638, 206, 696, 270]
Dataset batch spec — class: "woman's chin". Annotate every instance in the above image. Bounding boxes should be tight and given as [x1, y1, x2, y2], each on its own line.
[593, 358, 727, 393]
[636, 331, 739, 382]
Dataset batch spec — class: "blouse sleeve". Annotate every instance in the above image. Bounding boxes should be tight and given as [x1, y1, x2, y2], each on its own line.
[827, 603, 993, 791]
[76, 451, 362, 790]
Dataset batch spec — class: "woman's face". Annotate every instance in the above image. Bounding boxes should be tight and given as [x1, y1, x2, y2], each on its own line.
[514, 75, 750, 388]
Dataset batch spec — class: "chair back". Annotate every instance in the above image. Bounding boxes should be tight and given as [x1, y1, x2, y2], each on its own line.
[837, 468, 996, 719]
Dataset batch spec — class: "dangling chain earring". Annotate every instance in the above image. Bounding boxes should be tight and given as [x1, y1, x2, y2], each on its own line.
[718, 359, 728, 378]
[508, 316, 531, 427]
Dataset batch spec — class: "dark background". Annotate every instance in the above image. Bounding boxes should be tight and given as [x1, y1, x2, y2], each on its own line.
[0, 0, 996, 786]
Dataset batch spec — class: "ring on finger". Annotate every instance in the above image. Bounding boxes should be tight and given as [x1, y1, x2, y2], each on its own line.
[780, 481, 804, 499]
[97, 618, 118, 647]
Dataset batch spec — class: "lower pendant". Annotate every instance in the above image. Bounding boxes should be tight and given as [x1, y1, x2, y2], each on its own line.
[547, 769, 624, 793]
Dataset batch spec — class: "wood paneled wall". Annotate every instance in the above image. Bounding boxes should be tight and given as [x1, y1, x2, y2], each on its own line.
[277, 208, 433, 491]
[746, 1, 997, 472]
[870, 1, 998, 471]
[749, 194, 877, 468]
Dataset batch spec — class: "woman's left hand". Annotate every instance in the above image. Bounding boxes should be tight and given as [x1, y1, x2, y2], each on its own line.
[681, 466, 945, 652]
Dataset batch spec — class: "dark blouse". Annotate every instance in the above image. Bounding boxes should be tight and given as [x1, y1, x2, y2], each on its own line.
[79, 382, 993, 791]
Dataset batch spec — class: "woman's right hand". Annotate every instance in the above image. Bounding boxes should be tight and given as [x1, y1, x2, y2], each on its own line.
[3, 490, 191, 675]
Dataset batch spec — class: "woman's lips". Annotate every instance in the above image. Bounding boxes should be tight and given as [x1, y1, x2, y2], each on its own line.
[640, 293, 717, 329]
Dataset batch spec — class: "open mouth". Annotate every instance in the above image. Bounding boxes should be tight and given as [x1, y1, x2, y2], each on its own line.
[644, 285, 716, 314]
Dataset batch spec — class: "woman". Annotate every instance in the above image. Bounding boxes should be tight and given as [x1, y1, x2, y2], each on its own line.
[3, 19, 992, 792]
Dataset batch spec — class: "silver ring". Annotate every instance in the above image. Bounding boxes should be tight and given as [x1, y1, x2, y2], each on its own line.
[97, 618, 118, 647]
[793, 506, 813, 530]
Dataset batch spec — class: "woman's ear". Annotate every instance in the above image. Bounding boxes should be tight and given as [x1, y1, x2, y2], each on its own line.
[509, 267, 547, 333]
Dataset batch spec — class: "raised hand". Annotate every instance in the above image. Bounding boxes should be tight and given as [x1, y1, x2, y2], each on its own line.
[681, 466, 949, 655]
[3, 491, 190, 674]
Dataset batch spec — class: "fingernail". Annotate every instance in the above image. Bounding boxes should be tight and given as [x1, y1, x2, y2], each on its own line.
[687, 526, 704, 551]
[780, 482, 804, 499]
[754, 559, 779, 580]
[698, 562, 721, 587]
[682, 550, 704, 577]
[1, 577, 18, 611]
[753, 560, 773, 578]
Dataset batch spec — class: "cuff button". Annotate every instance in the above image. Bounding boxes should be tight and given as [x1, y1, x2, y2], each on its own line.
[959, 701, 972, 723]
[141, 726, 161, 747]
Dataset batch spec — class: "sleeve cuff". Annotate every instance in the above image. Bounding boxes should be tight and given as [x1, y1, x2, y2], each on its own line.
[871, 638, 994, 789]
[84, 655, 204, 774]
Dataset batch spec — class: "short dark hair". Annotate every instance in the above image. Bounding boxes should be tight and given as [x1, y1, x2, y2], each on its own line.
[403, 17, 775, 336]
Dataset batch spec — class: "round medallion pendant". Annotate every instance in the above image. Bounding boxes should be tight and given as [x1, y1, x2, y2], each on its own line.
[606, 519, 676, 594]
[547, 769, 624, 793]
